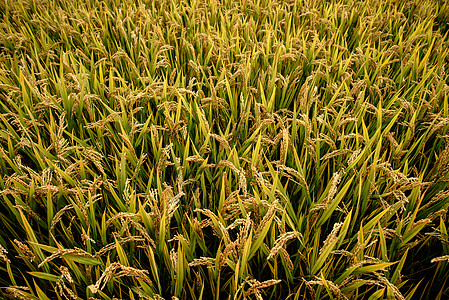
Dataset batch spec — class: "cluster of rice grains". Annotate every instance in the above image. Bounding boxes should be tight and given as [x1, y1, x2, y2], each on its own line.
[0, 0, 448, 299]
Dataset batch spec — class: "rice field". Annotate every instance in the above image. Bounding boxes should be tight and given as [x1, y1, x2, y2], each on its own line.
[0, 0, 449, 299]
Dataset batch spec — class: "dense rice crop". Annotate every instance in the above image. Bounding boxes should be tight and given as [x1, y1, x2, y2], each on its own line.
[0, 0, 449, 299]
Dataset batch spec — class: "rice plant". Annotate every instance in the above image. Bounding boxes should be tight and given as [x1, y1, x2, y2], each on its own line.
[0, 0, 448, 299]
